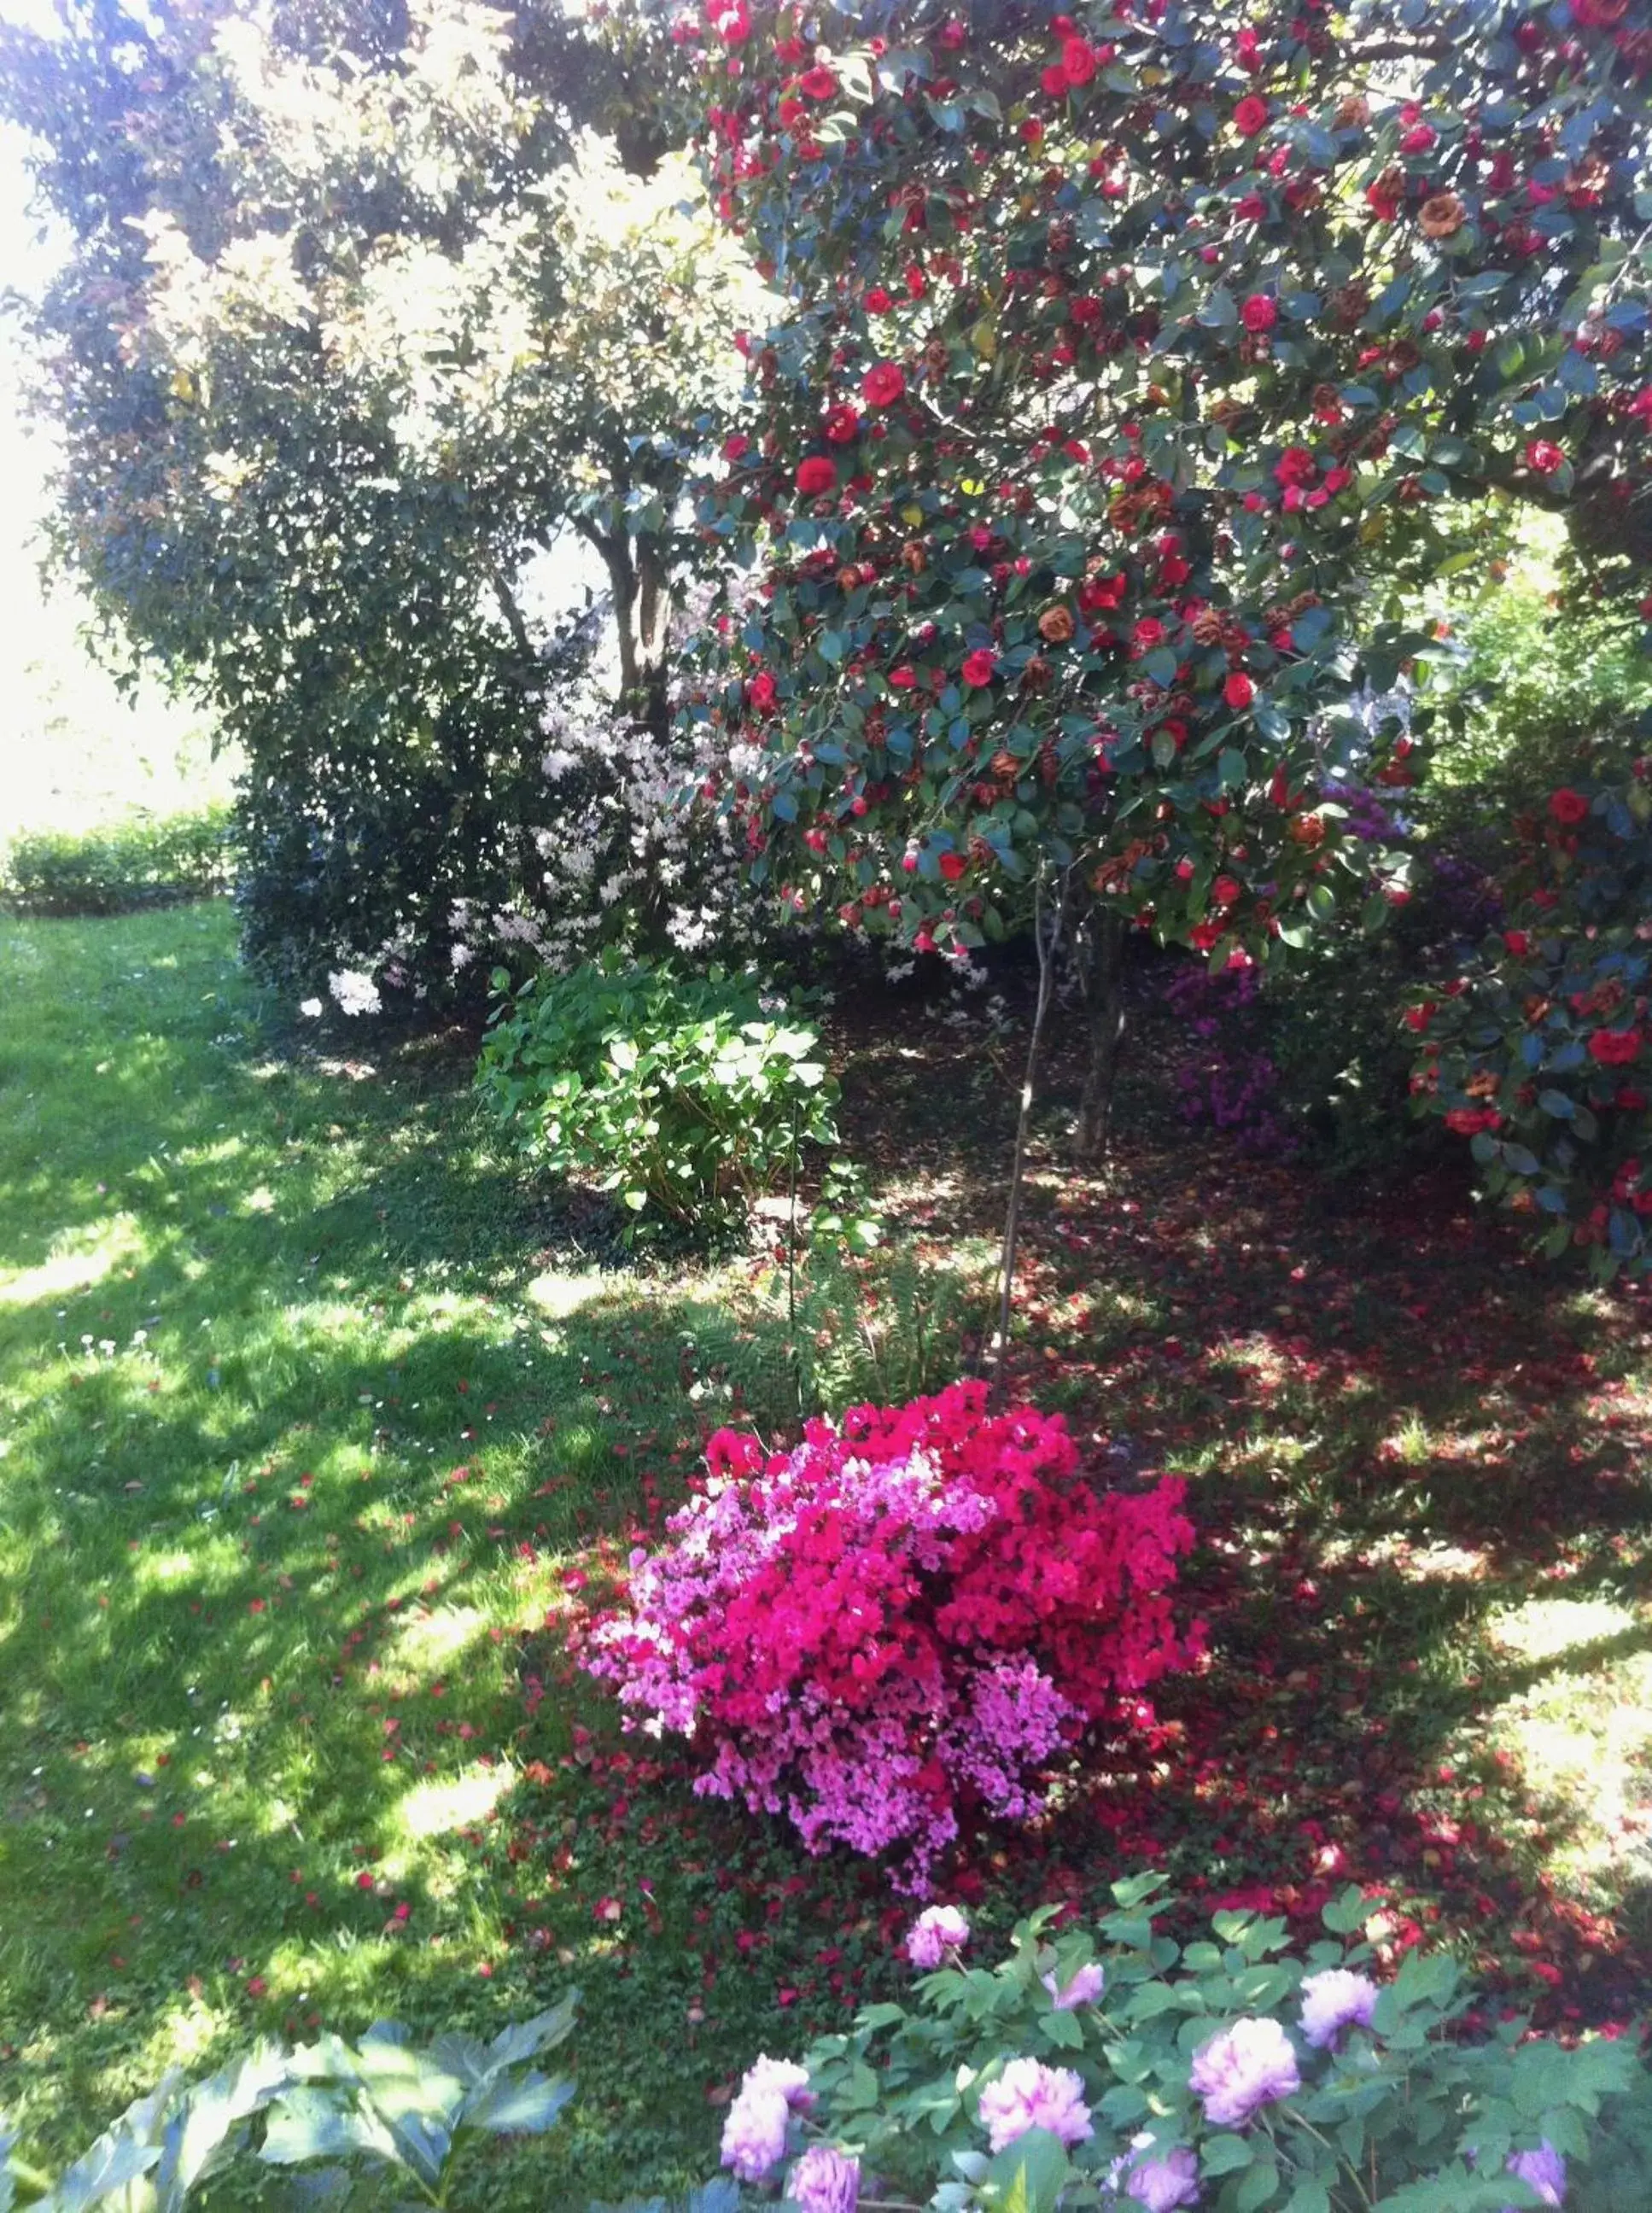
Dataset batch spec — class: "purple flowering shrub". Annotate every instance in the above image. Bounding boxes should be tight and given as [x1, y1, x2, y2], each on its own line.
[698, 1877, 1649, 2213]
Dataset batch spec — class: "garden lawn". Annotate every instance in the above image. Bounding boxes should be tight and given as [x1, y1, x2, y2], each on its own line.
[0, 902, 892, 2205]
[4, 910, 1652, 2210]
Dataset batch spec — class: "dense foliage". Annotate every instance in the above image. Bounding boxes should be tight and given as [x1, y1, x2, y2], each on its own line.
[682, 0, 1652, 1143]
[1409, 766, 1652, 1276]
[706, 1883, 1652, 2212]
[0, 0, 756, 1001]
[0, 805, 235, 916]
[583, 1382, 1200, 1892]
[476, 957, 838, 1234]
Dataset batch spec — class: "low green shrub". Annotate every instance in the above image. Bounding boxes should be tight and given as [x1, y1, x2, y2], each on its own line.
[1, 1998, 576, 2213]
[476, 958, 840, 1237]
[1, 806, 236, 916]
[707, 1880, 1652, 2211]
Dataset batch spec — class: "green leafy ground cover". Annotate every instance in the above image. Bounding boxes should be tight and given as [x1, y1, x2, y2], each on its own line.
[2, 904, 1650, 2205]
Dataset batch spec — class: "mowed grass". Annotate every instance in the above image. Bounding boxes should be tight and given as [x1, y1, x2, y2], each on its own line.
[6, 903, 1652, 2208]
[0, 902, 878, 2204]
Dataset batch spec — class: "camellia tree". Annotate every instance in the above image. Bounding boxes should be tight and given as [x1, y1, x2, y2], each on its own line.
[679, 0, 1652, 1154]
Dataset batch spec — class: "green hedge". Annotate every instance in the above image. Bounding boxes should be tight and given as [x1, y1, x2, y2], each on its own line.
[0, 805, 237, 916]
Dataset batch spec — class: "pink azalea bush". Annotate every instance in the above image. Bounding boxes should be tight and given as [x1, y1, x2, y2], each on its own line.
[584, 1381, 1200, 1889]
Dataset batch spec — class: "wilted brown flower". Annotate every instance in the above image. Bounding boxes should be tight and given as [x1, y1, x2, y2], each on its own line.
[1418, 191, 1466, 237]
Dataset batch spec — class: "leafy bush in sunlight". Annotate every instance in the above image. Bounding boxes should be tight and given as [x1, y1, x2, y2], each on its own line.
[695, 1883, 1652, 2212]
[1, 808, 236, 917]
[0, 1999, 575, 2213]
[476, 958, 839, 1237]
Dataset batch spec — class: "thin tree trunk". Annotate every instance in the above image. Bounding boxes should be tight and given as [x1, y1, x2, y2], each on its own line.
[1077, 903, 1128, 1162]
[988, 870, 1066, 1399]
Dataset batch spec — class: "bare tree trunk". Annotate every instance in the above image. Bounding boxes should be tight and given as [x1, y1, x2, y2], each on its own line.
[987, 869, 1067, 1400]
[1077, 902, 1128, 1163]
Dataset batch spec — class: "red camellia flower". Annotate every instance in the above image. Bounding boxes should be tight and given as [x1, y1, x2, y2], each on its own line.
[798, 65, 838, 99]
[1525, 438, 1566, 475]
[746, 671, 776, 711]
[888, 663, 918, 690]
[1503, 930, 1532, 956]
[1240, 294, 1277, 333]
[1223, 670, 1256, 709]
[821, 402, 861, 443]
[1548, 787, 1591, 825]
[795, 455, 838, 496]
[705, 0, 750, 41]
[938, 850, 967, 881]
[1062, 35, 1098, 83]
[1234, 93, 1270, 135]
[960, 648, 996, 686]
[864, 285, 894, 313]
[862, 360, 906, 407]
[1444, 1106, 1501, 1136]
[721, 432, 750, 462]
[1590, 1028, 1643, 1066]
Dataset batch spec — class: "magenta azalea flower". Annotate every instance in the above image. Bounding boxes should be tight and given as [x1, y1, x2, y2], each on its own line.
[977, 2057, 1094, 2152]
[1188, 2017, 1300, 2128]
[1299, 1967, 1379, 2050]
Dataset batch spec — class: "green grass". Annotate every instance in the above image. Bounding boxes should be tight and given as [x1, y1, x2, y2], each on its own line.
[0, 901, 895, 2204]
[5, 903, 1652, 2210]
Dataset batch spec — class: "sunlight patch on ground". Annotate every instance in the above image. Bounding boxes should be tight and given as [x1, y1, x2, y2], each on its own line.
[1355, 1534, 1491, 1583]
[382, 1603, 491, 1688]
[1473, 1597, 1652, 1900]
[390, 1760, 515, 1848]
[526, 1270, 612, 1320]
[1487, 1595, 1639, 1663]
[0, 1215, 147, 1306]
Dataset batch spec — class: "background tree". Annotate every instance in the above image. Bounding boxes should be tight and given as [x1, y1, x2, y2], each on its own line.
[0, 0, 759, 999]
[681, 0, 1652, 1153]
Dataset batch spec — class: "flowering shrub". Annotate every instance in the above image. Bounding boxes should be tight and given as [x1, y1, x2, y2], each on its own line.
[707, 1881, 1651, 2211]
[476, 957, 838, 1237]
[1410, 769, 1652, 1276]
[583, 1383, 1200, 1891]
[680, 0, 1651, 1003]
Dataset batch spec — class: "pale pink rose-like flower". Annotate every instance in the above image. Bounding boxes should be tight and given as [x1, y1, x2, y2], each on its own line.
[1125, 2145, 1201, 2210]
[1299, 1967, 1379, 2050]
[720, 2087, 789, 2183]
[785, 2144, 861, 2213]
[720, 2054, 814, 2183]
[1188, 2017, 1300, 2128]
[905, 1903, 970, 1967]
[1502, 2141, 1567, 2208]
[976, 2057, 1094, 2152]
[1042, 1960, 1106, 2011]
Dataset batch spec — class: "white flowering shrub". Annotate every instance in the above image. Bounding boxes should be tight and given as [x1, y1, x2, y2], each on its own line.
[704, 1881, 1652, 2213]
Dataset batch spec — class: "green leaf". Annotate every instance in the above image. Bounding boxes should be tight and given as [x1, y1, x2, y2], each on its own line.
[1200, 2133, 1253, 2176]
[985, 2127, 1071, 2213]
[458, 2073, 575, 2136]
